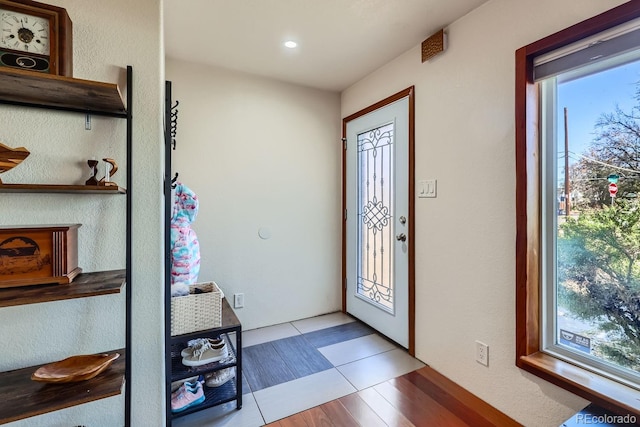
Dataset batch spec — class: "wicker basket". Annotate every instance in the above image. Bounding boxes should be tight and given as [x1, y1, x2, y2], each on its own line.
[171, 281, 223, 336]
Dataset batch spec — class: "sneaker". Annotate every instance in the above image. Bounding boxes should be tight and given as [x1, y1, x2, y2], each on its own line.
[180, 338, 224, 358]
[204, 367, 235, 387]
[171, 376, 204, 397]
[182, 339, 229, 367]
[170, 375, 201, 392]
[171, 381, 205, 413]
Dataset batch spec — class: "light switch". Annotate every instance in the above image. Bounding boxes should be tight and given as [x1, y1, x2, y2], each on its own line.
[419, 179, 437, 198]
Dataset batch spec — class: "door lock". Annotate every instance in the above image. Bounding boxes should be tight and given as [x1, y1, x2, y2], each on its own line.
[396, 233, 407, 242]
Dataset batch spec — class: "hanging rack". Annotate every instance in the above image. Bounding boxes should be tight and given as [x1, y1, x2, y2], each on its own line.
[170, 100, 179, 150]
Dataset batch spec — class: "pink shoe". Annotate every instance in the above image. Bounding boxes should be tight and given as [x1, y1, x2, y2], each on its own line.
[171, 382, 205, 413]
[171, 377, 202, 399]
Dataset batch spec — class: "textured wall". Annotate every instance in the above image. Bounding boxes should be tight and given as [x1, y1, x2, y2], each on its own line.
[165, 60, 342, 330]
[0, 0, 164, 426]
[341, 0, 626, 425]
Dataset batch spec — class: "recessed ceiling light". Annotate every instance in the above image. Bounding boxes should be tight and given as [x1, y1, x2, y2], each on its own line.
[284, 40, 297, 49]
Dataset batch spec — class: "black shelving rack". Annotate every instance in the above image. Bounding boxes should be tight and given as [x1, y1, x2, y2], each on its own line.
[0, 65, 133, 426]
[163, 81, 243, 425]
[164, 79, 175, 425]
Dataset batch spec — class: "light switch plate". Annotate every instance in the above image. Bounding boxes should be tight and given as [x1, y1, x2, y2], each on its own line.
[419, 179, 437, 198]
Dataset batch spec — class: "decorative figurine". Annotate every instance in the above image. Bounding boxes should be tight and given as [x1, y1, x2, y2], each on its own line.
[98, 158, 118, 187]
[0, 142, 30, 184]
[85, 159, 99, 185]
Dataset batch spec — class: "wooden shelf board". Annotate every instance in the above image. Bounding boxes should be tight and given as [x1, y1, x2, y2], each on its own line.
[0, 68, 126, 117]
[0, 183, 126, 194]
[0, 270, 125, 308]
[220, 298, 242, 329]
[0, 348, 125, 425]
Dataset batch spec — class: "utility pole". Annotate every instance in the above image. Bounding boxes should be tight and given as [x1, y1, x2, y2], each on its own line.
[564, 107, 570, 217]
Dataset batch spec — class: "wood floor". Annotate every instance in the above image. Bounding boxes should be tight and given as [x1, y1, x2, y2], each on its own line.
[265, 366, 522, 427]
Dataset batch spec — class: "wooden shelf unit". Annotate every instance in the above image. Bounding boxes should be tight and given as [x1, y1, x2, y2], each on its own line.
[0, 66, 133, 425]
[0, 270, 125, 308]
[0, 68, 126, 117]
[0, 183, 126, 194]
[0, 348, 126, 425]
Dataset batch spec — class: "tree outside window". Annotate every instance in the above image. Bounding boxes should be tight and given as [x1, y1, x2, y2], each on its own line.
[548, 62, 640, 382]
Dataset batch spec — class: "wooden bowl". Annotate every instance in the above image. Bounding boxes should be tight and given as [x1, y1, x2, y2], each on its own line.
[31, 353, 120, 383]
[0, 142, 30, 175]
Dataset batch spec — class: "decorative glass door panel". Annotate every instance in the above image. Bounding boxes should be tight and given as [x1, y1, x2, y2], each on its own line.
[357, 122, 395, 313]
[344, 92, 411, 349]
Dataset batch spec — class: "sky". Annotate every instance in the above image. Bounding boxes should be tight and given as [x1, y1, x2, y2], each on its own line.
[558, 60, 640, 167]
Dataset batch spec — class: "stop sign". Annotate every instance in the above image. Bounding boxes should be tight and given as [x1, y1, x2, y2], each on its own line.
[609, 182, 618, 196]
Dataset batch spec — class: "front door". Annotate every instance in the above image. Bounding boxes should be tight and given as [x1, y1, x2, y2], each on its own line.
[343, 88, 414, 352]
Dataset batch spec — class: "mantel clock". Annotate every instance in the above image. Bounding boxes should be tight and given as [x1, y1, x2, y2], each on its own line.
[0, 0, 72, 76]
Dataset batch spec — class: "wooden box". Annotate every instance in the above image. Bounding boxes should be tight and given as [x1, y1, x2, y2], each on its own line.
[0, 224, 81, 288]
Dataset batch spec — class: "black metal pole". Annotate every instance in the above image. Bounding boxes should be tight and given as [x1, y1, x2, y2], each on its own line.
[125, 65, 133, 427]
[164, 80, 174, 426]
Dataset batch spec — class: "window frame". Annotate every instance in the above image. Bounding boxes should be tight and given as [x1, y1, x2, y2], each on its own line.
[515, 1, 640, 416]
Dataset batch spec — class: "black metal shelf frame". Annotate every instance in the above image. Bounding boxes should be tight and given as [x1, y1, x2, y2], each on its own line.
[0, 66, 133, 426]
[170, 333, 238, 381]
[125, 65, 133, 427]
[164, 81, 243, 425]
[164, 80, 175, 426]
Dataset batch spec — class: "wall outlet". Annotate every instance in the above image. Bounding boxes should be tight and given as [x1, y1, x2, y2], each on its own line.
[234, 293, 244, 309]
[476, 340, 489, 366]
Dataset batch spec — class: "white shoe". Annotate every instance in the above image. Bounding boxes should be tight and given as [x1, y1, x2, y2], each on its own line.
[182, 339, 228, 367]
[181, 338, 224, 358]
[204, 367, 235, 387]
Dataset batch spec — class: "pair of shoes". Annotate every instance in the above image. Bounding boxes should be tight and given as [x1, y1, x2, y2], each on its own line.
[182, 338, 229, 367]
[171, 381, 205, 413]
[171, 375, 203, 394]
[204, 367, 235, 387]
[180, 338, 224, 358]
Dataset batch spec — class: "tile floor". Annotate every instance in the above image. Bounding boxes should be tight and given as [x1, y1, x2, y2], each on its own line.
[173, 312, 425, 427]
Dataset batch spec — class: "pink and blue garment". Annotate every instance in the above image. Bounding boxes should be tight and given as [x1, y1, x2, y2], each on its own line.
[170, 182, 200, 286]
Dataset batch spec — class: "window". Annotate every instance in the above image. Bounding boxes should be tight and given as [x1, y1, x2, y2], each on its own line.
[540, 23, 640, 388]
[516, 2, 640, 415]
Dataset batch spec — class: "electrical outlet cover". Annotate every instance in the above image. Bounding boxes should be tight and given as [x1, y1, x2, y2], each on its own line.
[234, 293, 244, 308]
[476, 341, 489, 366]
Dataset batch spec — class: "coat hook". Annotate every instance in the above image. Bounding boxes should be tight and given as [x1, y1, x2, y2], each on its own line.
[170, 100, 179, 150]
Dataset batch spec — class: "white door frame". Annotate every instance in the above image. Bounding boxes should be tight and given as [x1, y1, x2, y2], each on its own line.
[341, 87, 415, 355]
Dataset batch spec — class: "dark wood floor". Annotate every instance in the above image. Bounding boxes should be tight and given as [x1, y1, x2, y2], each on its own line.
[265, 366, 522, 427]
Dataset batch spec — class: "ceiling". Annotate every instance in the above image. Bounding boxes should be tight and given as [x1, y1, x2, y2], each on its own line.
[164, 0, 488, 92]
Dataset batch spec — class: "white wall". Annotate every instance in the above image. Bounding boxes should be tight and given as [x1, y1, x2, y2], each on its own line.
[165, 60, 342, 330]
[342, 0, 627, 425]
[0, 1, 164, 426]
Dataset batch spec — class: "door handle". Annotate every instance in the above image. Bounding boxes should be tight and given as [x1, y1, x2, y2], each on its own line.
[396, 233, 407, 242]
